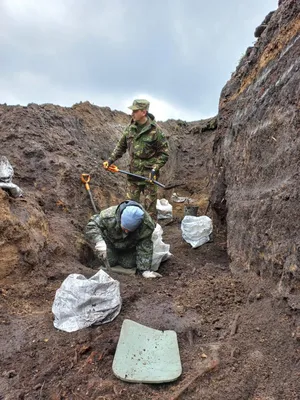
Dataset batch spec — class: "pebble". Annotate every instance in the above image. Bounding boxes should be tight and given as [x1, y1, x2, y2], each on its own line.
[2, 370, 17, 378]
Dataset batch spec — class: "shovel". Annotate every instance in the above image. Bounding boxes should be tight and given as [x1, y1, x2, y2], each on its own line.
[102, 256, 112, 272]
[81, 173, 98, 214]
[107, 164, 166, 188]
[81, 174, 113, 272]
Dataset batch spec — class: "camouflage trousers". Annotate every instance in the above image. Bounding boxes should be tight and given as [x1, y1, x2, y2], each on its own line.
[126, 179, 157, 219]
[107, 246, 137, 269]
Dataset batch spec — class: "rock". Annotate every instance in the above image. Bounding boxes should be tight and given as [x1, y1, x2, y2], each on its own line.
[287, 295, 300, 310]
[2, 370, 17, 378]
[231, 347, 241, 358]
[255, 11, 275, 37]
[255, 24, 267, 38]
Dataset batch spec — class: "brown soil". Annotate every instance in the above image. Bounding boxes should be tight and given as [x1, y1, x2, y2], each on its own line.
[1, 216, 299, 399]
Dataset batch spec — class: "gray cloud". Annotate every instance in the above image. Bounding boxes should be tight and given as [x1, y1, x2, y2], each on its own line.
[0, 0, 278, 120]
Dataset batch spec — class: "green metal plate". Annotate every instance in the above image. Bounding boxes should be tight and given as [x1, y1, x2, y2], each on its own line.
[110, 266, 136, 276]
[112, 319, 182, 383]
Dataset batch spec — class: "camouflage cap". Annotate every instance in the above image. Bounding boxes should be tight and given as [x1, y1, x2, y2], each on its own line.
[128, 99, 150, 111]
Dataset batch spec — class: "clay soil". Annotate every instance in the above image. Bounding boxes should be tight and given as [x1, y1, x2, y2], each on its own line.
[1, 218, 300, 400]
[1, 99, 300, 400]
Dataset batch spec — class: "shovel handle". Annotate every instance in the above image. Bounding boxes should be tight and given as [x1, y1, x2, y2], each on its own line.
[81, 173, 98, 213]
[107, 165, 119, 173]
[81, 173, 91, 190]
[107, 164, 166, 188]
[81, 173, 91, 183]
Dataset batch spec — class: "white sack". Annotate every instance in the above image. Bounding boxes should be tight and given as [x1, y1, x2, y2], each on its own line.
[181, 215, 213, 248]
[0, 156, 23, 197]
[151, 223, 172, 271]
[156, 198, 173, 220]
[52, 269, 121, 332]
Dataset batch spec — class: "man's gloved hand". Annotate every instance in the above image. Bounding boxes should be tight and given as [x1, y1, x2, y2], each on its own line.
[103, 159, 113, 170]
[142, 271, 162, 279]
[148, 168, 157, 183]
[95, 240, 107, 259]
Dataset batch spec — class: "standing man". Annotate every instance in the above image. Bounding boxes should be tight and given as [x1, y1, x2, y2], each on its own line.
[103, 99, 169, 220]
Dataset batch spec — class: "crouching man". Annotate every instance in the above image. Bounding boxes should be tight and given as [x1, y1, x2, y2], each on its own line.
[85, 200, 161, 278]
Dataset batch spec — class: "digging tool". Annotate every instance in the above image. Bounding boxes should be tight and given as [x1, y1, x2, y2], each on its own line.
[81, 173, 98, 214]
[81, 174, 112, 272]
[107, 164, 166, 188]
[102, 256, 112, 272]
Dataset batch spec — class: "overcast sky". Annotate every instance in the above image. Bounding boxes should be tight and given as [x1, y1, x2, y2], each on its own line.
[1, 0, 278, 121]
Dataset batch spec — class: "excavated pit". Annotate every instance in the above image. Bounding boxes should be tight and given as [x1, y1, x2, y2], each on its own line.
[1, 1, 300, 399]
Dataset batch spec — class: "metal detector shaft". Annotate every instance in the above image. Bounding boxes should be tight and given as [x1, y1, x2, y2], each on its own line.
[118, 169, 166, 188]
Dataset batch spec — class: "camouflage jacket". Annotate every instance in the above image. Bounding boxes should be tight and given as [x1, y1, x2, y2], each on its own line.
[85, 201, 156, 271]
[109, 114, 169, 176]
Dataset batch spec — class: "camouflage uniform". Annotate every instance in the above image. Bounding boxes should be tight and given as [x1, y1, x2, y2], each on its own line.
[108, 99, 169, 218]
[85, 200, 156, 271]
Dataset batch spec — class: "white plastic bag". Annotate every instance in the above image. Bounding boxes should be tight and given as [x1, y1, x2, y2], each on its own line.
[0, 156, 23, 197]
[181, 215, 213, 248]
[0, 156, 14, 183]
[0, 182, 23, 197]
[52, 269, 122, 332]
[156, 198, 173, 220]
[151, 223, 172, 271]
